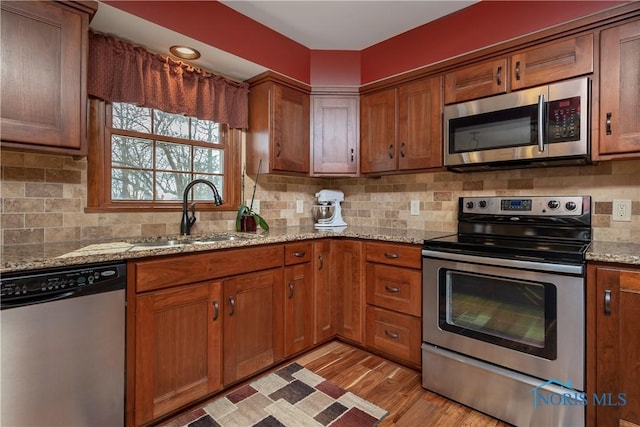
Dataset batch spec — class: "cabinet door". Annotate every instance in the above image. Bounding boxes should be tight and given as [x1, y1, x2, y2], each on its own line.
[360, 88, 397, 174]
[135, 281, 222, 425]
[0, 1, 88, 154]
[284, 262, 314, 356]
[223, 269, 284, 385]
[398, 76, 443, 170]
[313, 240, 337, 343]
[511, 33, 594, 90]
[272, 84, 310, 173]
[311, 95, 359, 176]
[444, 58, 508, 104]
[593, 266, 640, 427]
[598, 20, 640, 156]
[332, 240, 364, 343]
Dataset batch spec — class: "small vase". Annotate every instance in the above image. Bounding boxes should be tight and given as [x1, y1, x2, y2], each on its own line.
[240, 215, 257, 232]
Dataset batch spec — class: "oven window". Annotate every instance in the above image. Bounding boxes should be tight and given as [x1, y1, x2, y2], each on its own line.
[448, 104, 539, 153]
[439, 269, 557, 359]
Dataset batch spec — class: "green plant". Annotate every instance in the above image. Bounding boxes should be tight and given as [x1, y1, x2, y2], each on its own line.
[235, 162, 269, 232]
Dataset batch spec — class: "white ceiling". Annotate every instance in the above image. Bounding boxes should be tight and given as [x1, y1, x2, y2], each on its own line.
[90, 1, 476, 81]
[219, 1, 476, 50]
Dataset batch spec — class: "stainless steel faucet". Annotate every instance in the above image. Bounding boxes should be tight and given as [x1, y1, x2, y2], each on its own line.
[180, 179, 223, 235]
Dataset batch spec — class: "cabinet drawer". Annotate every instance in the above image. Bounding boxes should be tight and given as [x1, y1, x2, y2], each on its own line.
[365, 306, 421, 367]
[365, 242, 421, 269]
[133, 245, 283, 292]
[284, 242, 312, 265]
[366, 263, 421, 316]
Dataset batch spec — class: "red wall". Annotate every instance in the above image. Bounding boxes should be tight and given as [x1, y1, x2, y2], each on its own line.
[105, 1, 627, 85]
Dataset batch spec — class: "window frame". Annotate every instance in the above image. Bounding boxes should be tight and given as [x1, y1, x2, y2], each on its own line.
[86, 99, 241, 212]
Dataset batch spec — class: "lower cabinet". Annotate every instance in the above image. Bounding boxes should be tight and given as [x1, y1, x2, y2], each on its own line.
[283, 242, 314, 356]
[332, 239, 364, 343]
[134, 281, 222, 426]
[588, 263, 640, 427]
[223, 269, 284, 385]
[313, 239, 338, 343]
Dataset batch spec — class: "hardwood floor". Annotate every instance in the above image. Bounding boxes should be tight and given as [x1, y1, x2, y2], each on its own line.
[295, 341, 511, 427]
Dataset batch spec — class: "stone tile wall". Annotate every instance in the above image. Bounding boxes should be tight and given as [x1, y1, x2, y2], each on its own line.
[1, 149, 639, 244]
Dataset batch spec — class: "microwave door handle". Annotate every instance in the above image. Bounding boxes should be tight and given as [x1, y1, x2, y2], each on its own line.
[538, 94, 545, 152]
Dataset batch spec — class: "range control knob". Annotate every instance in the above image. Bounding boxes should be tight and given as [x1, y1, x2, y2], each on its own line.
[465, 201, 474, 209]
[565, 201, 577, 211]
[547, 200, 560, 210]
[478, 200, 487, 209]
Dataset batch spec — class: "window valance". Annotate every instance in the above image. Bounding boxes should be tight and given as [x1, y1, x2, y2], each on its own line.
[88, 31, 249, 129]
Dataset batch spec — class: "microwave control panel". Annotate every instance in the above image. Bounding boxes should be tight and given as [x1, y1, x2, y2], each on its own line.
[547, 96, 581, 143]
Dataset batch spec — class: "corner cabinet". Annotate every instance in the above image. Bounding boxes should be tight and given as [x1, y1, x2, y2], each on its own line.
[310, 93, 359, 176]
[588, 263, 640, 427]
[0, 0, 96, 155]
[246, 72, 310, 175]
[360, 75, 443, 174]
[597, 19, 640, 158]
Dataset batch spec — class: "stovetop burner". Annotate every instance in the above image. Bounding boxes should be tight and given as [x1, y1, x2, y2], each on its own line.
[424, 196, 592, 265]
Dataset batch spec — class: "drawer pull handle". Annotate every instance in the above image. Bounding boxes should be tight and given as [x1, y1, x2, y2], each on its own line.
[293, 251, 306, 257]
[318, 255, 324, 271]
[212, 300, 219, 321]
[384, 252, 399, 259]
[228, 296, 235, 317]
[384, 330, 400, 339]
[515, 61, 521, 80]
[496, 66, 502, 86]
[288, 282, 294, 299]
[606, 113, 612, 135]
[604, 289, 612, 316]
[385, 285, 400, 293]
[388, 144, 394, 159]
[350, 148, 355, 162]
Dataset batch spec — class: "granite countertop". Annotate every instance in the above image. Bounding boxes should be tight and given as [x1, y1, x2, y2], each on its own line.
[2, 226, 639, 274]
[0, 226, 451, 274]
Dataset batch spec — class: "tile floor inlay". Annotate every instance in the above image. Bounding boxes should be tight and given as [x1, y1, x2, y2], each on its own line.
[163, 363, 388, 427]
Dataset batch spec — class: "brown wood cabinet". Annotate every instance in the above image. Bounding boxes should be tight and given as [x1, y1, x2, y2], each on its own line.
[360, 75, 442, 174]
[247, 72, 310, 175]
[313, 239, 338, 343]
[134, 281, 222, 426]
[364, 242, 422, 368]
[283, 242, 314, 356]
[311, 94, 359, 176]
[223, 268, 284, 385]
[588, 263, 640, 427]
[444, 33, 593, 104]
[332, 240, 364, 343]
[597, 19, 640, 158]
[0, 1, 95, 155]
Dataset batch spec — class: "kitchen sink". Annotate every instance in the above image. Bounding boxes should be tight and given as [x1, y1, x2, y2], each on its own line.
[130, 233, 261, 249]
[189, 235, 249, 244]
[130, 240, 187, 249]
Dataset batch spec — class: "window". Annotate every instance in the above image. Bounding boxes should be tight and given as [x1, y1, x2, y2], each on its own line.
[87, 100, 240, 211]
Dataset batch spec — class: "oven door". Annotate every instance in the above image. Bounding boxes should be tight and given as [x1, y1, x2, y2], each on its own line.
[422, 250, 585, 390]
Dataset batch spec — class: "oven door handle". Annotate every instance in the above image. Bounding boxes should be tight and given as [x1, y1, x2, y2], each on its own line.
[421, 249, 584, 275]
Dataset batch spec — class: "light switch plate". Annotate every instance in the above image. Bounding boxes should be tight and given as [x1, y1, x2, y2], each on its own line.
[612, 199, 631, 222]
[296, 200, 304, 214]
[410, 200, 420, 216]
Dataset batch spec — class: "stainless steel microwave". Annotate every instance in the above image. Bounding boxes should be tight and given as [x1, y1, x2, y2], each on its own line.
[444, 77, 590, 171]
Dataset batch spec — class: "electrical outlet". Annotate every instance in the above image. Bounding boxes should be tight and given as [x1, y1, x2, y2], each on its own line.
[296, 200, 304, 214]
[252, 200, 260, 214]
[612, 199, 632, 222]
[410, 200, 420, 216]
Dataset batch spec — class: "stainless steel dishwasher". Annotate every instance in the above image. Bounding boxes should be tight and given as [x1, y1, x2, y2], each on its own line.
[1, 262, 126, 427]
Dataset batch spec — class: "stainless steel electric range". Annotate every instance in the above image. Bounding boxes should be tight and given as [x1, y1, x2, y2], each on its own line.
[422, 195, 591, 427]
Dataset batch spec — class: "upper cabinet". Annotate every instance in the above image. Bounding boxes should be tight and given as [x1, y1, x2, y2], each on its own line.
[246, 72, 310, 175]
[597, 19, 640, 158]
[0, 1, 96, 155]
[360, 75, 443, 174]
[444, 33, 594, 104]
[310, 92, 359, 176]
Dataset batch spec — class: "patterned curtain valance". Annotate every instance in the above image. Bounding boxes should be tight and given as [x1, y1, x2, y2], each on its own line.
[88, 31, 249, 129]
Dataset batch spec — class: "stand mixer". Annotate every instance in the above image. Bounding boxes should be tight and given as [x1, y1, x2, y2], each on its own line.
[312, 190, 347, 229]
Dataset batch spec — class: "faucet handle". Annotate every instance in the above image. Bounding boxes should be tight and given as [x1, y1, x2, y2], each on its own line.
[189, 203, 197, 227]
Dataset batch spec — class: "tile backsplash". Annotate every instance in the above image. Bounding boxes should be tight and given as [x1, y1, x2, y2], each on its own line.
[1, 149, 639, 244]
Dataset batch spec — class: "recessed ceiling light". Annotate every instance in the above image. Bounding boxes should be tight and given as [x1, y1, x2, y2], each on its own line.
[169, 45, 201, 60]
